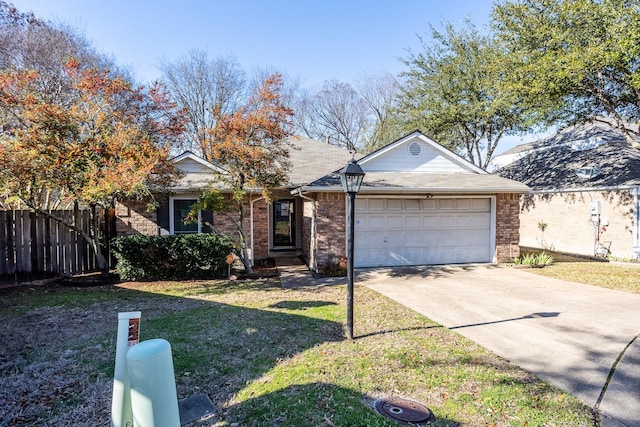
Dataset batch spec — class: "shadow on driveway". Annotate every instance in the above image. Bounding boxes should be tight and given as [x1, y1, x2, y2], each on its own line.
[359, 264, 640, 427]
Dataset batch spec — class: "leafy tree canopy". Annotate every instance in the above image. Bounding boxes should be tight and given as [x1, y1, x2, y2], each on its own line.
[193, 73, 294, 273]
[0, 59, 185, 270]
[398, 21, 532, 169]
[492, 0, 640, 145]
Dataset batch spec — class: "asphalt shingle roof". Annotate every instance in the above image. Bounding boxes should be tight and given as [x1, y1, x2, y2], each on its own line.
[283, 135, 355, 187]
[299, 171, 530, 194]
[494, 121, 640, 190]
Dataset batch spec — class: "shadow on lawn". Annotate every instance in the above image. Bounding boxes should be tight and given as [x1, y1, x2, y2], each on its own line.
[0, 281, 347, 426]
[222, 381, 462, 427]
[268, 300, 338, 310]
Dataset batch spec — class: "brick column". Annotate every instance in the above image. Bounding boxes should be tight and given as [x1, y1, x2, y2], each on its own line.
[314, 192, 346, 269]
[495, 193, 521, 262]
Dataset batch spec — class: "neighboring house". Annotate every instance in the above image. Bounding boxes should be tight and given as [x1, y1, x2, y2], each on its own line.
[494, 119, 640, 259]
[116, 131, 529, 271]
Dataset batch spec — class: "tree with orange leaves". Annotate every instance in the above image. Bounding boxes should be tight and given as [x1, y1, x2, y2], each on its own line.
[0, 59, 186, 273]
[194, 73, 294, 273]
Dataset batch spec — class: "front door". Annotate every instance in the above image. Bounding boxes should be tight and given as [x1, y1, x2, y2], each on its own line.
[273, 199, 295, 248]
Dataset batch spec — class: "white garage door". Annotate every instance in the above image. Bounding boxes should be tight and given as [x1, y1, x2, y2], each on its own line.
[354, 198, 493, 267]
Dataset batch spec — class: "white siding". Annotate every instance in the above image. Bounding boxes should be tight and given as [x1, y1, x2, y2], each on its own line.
[176, 158, 214, 173]
[362, 137, 476, 173]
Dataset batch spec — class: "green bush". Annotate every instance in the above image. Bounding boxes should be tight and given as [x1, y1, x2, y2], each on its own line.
[514, 251, 555, 267]
[111, 234, 236, 280]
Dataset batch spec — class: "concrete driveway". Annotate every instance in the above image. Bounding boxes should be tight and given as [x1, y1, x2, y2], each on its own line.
[358, 264, 640, 427]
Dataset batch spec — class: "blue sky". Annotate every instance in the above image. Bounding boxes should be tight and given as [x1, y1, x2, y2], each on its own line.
[10, 0, 545, 153]
[11, 0, 494, 86]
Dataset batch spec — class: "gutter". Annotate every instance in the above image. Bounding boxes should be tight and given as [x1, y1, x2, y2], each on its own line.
[293, 186, 530, 195]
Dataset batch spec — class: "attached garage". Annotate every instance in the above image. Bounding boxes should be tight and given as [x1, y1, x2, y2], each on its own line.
[291, 131, 530, 272]
[354, 197, 493, 267]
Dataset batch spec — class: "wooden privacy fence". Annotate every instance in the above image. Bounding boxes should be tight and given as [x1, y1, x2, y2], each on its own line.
[0, 209, 115, 280]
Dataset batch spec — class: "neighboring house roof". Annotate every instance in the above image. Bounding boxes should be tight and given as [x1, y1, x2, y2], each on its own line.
[494, 120, 640, 190]
[294, 131, 530, 194]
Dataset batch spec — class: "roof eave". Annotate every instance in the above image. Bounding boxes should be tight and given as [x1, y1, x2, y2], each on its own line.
[293, 185, 530, 195]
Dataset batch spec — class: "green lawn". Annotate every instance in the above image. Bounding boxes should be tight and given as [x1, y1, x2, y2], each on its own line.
[0, 278, 594, 426]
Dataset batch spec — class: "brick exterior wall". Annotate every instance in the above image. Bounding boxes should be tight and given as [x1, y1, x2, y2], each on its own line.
[249, 198, 269, 259]
[115, 196, 271, 261]
[208, 196, 270, 260]
[117, 190, 526, 268]
[495, 193, 521, 262]
[314, 192, 346, 269]
[115, 201, 158, 236]
[520, 190, 635, 259]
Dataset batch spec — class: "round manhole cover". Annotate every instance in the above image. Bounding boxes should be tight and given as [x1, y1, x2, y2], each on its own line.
[373, 397, 435, 426]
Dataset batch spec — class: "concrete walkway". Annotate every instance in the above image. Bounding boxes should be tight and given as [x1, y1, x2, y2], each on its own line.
[277, 257, 346, 289]
[357, 264, 640, 427]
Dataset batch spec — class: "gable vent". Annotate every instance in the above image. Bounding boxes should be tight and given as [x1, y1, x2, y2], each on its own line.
[408, 142, 422, 156]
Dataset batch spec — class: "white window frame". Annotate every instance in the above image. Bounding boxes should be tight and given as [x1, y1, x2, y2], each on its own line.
[169, 196, 202, 234]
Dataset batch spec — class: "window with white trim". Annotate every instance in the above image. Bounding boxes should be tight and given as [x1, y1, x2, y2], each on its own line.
[170, 197, 201, 234]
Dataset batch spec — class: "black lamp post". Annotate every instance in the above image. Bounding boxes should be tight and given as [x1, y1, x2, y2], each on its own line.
[339, 158, 365, 340]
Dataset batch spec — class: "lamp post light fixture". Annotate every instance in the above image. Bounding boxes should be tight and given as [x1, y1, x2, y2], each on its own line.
[339, 158, 365, 340]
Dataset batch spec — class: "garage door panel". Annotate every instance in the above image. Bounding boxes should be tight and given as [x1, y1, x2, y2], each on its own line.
[355, 197, 492, 268]
[387, 199, 403, 210]
[422, 215, 438, 228]
[405, 199, 421, 210]
[455, 199, 472, 210]
[367, 215, 386, 229]
[386, 234, 405, 247]
[455, 229, 488, 245]
[438, 216, 456, 228]
[387, 215, 404, 228]
[472, 198, 491, 210]
[439, 199, 455, 210]
[367, 199, 385, 211]
[405, 215, 422, 228]
[469, 213, 491, 227]
[455, 214, 472, 227]
[422, 199, 438, 210]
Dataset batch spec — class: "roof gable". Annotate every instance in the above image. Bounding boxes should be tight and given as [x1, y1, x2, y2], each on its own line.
[170, 152, 223, 174]
[359, 131, 486, 174]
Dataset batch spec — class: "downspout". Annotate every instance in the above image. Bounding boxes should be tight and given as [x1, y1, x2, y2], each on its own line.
[250, 195, 264, 267]
[296, 192, 318, 272]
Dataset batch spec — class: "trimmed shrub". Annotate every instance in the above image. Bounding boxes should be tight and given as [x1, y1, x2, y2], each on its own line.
[321, 255, 348, 277]
[514, 251, 555, 268]
[111, 234, 236, 280]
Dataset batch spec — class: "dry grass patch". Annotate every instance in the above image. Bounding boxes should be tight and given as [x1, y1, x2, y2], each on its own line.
[0, 279, 593, 426]
[518, 248, 640, 293]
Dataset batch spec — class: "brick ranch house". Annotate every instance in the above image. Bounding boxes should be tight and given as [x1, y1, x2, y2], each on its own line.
[116, 131, 529, 271]
[493, 119, 640, 259]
